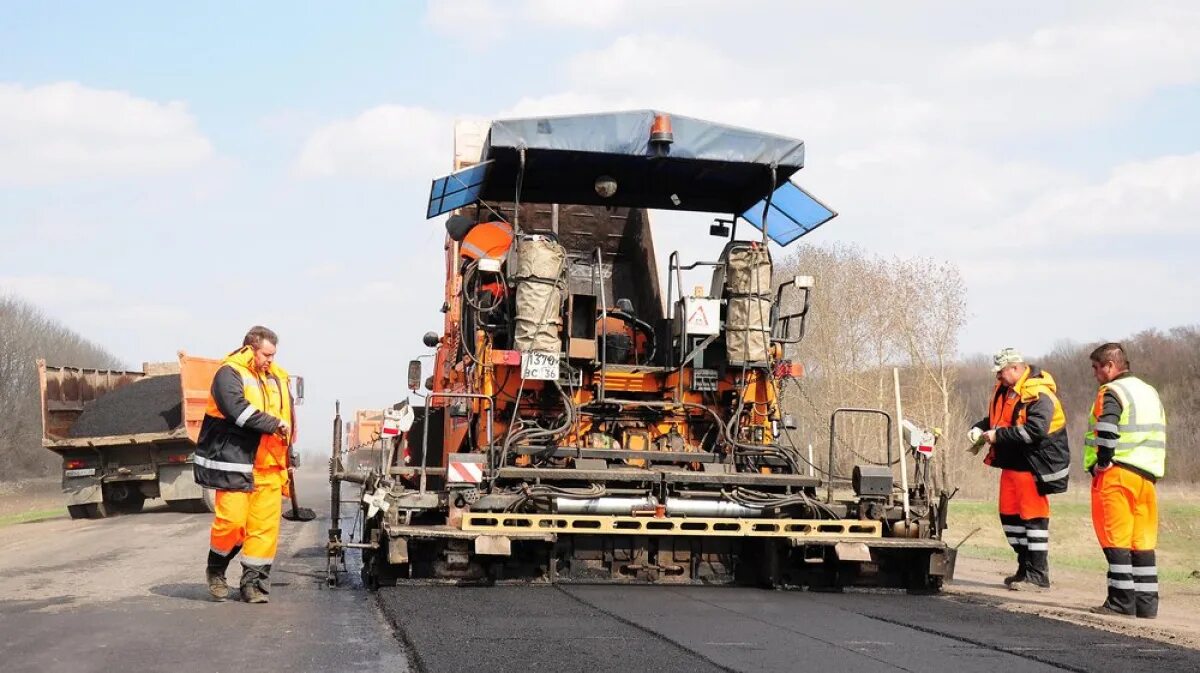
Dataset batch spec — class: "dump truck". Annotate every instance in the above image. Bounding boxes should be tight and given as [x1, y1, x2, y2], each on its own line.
[344, 409, 386, 471]
[327, 110, 955, 592]
[41, 353, 221, 518]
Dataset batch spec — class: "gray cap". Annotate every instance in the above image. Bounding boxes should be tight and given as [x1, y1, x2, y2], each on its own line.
[992, 347, 1024, 373]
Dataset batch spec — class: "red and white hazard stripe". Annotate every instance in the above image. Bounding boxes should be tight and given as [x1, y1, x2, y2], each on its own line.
[448, 460, 483, 484]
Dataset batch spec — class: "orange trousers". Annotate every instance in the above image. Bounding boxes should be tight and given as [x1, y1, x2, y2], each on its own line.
[1092, 465, 1157, 550]
[209, 467, 285, 567]
[998, 469, 1050, 519]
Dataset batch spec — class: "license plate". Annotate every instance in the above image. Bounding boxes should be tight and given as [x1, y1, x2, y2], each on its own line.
[520, 351, 561, 381]
[64, 468, 96, 478]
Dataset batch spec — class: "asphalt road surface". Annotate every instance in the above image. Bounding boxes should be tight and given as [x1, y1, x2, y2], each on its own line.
[378, 583, 1198, 673]
[3, 469, 1197, 673]
[0, 466, 407, 673]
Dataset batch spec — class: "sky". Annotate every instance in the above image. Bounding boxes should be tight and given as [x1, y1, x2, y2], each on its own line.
[2, 1, 1199, 444]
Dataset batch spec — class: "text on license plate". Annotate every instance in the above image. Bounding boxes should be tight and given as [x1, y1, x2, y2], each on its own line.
[520, 351, 560, 381]
[64, 468, 97, 478]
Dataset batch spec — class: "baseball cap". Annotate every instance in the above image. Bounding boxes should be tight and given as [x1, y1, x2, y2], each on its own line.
[992, 347, 1024, 373]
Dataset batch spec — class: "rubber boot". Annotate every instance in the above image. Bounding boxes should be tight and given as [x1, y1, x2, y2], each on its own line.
[1099, 547, 1135, 615]
[1132, 549, 1158, 619]
[240, 563, 271, 604]
[205, 545, 241, 601]
[1020, 517, 1051, 590]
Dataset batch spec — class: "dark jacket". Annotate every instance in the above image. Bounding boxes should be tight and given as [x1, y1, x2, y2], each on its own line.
[973, 365, 1071, 495]
[193, 354, 284, 492]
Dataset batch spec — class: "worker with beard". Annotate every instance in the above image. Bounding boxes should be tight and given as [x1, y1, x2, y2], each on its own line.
[194, 326, 295, 603]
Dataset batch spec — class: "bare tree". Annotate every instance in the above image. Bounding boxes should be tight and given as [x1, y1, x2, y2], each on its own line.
[0, 295, 123, 480]
[774, 245, 970, 490]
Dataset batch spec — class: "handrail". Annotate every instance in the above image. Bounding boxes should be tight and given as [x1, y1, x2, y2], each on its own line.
[826, 408, 894, 503]
[419, 391, 495, 493]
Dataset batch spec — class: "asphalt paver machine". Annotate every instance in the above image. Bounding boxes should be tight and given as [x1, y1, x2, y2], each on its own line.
[328, 110, 955, 591]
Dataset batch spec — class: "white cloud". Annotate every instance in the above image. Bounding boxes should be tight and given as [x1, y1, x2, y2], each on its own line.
[293, 105, 452, 180]
[942, 9, 1200, 131]
[0, 82, 213, 185]
[1004, 152, 1200, 242]
[522, 0, 637, 29]
[425, 0, 508, 36]
[0, 275, 113, 305]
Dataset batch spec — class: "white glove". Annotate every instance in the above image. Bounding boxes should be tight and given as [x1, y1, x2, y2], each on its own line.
[966, 427, 985, 455]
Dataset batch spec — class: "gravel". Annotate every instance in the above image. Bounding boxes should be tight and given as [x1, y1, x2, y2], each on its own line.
[68, 375, 183, 438]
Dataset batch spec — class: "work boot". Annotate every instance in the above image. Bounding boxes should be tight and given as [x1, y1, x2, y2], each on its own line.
[1007, 579, 1050, 593]
[206, 569, 230, 601]
[205, 545, 240, 602]
[240, 563, 271, 604]
[1003, 552, 1028, 587]
[1090, 603, 1134, 617]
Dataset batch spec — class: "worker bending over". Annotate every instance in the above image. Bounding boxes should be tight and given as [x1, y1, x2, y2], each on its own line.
[194, 326, 295, 603]
[1086, 342, 1166, 619]
[970, 348, 1070, 591]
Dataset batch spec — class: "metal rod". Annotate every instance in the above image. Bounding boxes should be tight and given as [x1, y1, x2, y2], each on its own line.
[893, 368, 911, 523]
[332, 542, 380, 550]
[330, 401, 342, 530]
[596, 246, 607, 403]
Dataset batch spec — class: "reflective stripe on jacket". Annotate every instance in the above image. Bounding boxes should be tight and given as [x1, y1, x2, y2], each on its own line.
[194, 346, 292, 491]
[976, 365, 1071, 494]
[1084, 375, 1166, 479]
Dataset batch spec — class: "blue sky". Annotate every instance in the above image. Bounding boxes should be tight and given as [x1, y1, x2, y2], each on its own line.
[3, 2, 1199, 443]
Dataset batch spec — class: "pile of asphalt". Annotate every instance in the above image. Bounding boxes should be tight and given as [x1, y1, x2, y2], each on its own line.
[68, 374, 183, 438]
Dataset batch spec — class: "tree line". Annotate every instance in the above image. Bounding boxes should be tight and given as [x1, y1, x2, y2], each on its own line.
[776, 244, 1198, 497]
[0, 295, 122, 480]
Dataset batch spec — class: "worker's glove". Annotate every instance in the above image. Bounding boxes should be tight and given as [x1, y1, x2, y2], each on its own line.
[966, 427, 985, 455]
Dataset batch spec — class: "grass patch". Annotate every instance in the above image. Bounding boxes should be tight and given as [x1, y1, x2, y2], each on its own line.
[0, 508, 66, 528]
[947, 496, 1200, 585]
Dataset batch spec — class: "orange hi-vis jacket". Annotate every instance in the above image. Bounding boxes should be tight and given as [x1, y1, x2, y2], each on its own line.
[977, 365, 1071, 494]
[194, 346, 293, 492]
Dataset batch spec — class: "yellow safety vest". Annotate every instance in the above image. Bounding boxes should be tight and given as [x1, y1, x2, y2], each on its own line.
[1084, 375, 1166, 477]
[204, 346, 293, 469]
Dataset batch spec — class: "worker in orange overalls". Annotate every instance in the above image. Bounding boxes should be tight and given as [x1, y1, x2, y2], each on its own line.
[193, 326, 294, 603]
[970, 348, 1070, 592]
[1085, 342, 1166, 618]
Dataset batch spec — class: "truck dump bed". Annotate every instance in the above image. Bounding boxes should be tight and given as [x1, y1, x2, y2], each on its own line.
[39, 353, 223, 518]
[39, 353, 220, 450]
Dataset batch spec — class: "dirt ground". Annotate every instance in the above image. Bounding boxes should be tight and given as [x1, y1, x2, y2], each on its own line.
[950, 554, 1200, 649]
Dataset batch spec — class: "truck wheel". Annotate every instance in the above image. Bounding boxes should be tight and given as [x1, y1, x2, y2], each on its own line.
[108, 494, 146, 514]
[166, 499, 208, 513]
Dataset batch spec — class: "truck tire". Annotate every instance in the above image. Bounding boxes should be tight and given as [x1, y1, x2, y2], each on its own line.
[104, 483, 146, 514]
[108, 494, 146, 514]
[166, 490, 215, 514]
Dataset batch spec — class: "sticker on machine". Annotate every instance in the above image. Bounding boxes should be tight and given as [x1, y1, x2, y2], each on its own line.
[448, 460, 484, 484]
